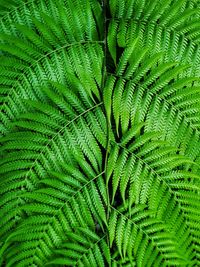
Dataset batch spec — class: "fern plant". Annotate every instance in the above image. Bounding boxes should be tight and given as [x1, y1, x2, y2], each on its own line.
[1, 0, 200, 266]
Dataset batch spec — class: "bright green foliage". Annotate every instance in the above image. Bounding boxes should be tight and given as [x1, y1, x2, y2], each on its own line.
[1, 0, 200, 266]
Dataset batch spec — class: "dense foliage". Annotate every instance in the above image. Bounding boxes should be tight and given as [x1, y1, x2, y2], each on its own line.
[1, 0, 200, 266]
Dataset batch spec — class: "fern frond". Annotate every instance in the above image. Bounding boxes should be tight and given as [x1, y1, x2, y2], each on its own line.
[1, 0, 200, 266]
[1, 156, 107, 265]
[0, 0, 104, 136]
[109, 206, 192, 266]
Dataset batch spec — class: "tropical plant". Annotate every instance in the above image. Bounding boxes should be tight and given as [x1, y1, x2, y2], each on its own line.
[1, 0, 200, 266]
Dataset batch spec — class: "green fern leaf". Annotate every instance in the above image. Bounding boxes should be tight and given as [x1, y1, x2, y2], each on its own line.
[1, 0, 200, 266]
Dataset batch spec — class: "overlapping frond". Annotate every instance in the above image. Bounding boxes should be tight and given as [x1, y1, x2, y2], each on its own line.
[107, 0, 200, 169]
[104, 2, 200, 263]
[1, 156, 107, 266]
[0, 74, 107, 239]
[107, 29, 200, 161]
[1, 0, 200, 266]
[0, 0, 103, 136]
[109, 205, 194, 266]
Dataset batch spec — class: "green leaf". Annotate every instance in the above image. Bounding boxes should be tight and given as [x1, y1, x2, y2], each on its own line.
[1, 0, 200, 266]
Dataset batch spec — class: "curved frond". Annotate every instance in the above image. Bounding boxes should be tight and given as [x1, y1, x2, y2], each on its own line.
[1, 0, 200, 266]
